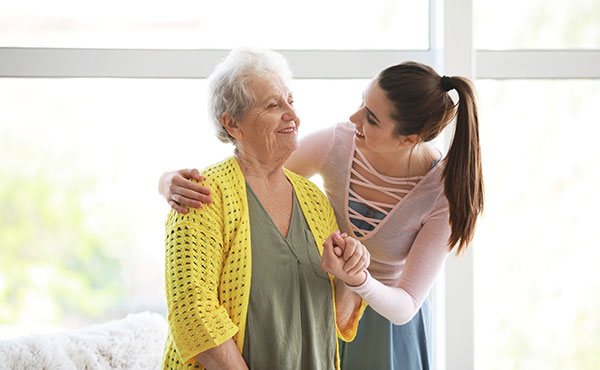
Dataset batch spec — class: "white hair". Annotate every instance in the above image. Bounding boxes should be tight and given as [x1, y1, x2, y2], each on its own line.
[207, 48, 293, 143]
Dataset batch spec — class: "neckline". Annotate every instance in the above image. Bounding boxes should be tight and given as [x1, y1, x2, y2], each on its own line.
[246, 180, 297, 242]
[343, 140, 443, 241]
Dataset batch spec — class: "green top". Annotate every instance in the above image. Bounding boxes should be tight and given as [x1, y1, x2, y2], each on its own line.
[242, 184, 336, 370]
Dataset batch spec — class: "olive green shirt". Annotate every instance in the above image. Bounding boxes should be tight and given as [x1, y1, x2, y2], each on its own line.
[242, 184, 336, 370]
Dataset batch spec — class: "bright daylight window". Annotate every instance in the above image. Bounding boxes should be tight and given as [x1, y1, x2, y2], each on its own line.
[0, 0, 428, 49]
[473, 80, 600, 369]
[0, 78, 367, 338]
[473, 0, 600, 367]
[474, 0, 600, 49]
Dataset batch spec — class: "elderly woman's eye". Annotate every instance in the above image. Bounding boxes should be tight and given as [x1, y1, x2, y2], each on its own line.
[268, 103, 278, 108]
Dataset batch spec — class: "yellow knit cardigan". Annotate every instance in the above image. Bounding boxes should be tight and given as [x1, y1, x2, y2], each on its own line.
[162, 157, 362, 370]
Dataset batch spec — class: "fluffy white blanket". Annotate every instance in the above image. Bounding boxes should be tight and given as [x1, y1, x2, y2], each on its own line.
[0, 312, 168, 370]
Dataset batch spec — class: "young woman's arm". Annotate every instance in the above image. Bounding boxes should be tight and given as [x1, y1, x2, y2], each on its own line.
[284, 125, 336, 178]
[159, 125, 337, 212]
[158, 168, 211, 213]
[345, 202, 451, 325]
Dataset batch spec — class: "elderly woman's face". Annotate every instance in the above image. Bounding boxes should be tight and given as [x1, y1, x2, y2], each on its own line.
[236, 75, 300, 159]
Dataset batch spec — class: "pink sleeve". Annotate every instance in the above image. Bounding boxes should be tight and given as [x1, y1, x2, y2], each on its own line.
[346, 196, 451, 325]
[284, 125, 336, 178]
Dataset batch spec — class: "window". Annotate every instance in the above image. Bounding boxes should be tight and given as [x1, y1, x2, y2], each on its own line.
[473, 80, 600, 369]
[472, 0, 600, 368]
[474, 0, 600, 49]
[0, 0, 428, 49]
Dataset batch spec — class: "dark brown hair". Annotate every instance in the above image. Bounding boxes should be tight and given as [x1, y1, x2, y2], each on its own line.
[378, 62, 484, 254]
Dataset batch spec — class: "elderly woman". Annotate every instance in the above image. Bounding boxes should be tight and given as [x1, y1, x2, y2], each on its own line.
[162, 48, 369, 370]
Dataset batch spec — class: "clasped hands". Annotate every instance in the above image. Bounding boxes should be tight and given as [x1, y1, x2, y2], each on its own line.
[321, 231, 370, 287]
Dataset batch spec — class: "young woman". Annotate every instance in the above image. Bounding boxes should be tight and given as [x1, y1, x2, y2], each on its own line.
[159, 61, 483, 370]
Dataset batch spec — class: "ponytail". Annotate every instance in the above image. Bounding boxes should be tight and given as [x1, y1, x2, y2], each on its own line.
[378, 63, 484, 254]
[442, 76, 484, 254]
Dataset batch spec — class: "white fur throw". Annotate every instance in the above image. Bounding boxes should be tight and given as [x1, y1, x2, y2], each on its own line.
[0, 312, 168, 370]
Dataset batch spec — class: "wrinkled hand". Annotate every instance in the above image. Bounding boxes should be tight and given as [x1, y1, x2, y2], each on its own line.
[321, 231, 370, 286]
[158, 168, 212, 213]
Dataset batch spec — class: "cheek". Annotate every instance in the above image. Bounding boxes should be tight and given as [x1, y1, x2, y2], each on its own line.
[252, 113, 274, 135]
[365, 125, 380, 142]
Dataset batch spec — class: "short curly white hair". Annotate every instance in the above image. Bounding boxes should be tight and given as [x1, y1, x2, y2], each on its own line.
[207, 48, 293, 143]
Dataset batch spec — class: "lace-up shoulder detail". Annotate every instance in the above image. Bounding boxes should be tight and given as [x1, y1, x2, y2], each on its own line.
[348, 149, 424, 238]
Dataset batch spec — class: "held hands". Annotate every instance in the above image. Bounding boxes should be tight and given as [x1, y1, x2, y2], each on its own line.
[321, 231, 370, 287]
[158, 168, 213, 213]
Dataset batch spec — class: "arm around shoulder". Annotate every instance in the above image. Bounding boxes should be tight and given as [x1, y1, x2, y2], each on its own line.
[285, 125, 336, 178]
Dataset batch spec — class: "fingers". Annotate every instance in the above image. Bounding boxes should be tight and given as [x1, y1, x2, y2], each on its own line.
[343, 239, 370, 275]
[189, 168, 204, 182]
[344, 252, 363, 274]
[168, 200, 189, 214]
[172, 175, 212, 197]
[347, 254, 368, 275]
[171, 185, 212, 206]
[332, 232, 348, 257]
[321, 233, 338, 273]
[342, 237, 358, 262]
[332, 232, 346, 253]
[169, 174, 212, 209]
[180, 168, 204, 182]
[323, 231, 336, 249]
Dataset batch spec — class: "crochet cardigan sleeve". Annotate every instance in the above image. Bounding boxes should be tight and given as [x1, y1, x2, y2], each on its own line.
[164, 173, 239, 364]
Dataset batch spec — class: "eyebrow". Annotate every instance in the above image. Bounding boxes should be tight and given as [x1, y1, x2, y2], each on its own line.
[262, 94, 279, 103]
[364, 105, 381, 123]
[262, 92, 293, 104]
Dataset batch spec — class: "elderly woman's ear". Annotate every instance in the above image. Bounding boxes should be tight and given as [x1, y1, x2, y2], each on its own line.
[221, 113, 240, 140]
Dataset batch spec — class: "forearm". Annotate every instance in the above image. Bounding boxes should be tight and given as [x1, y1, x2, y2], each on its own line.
[345, 271, 419, 325]
[195, 338, 248, 370]
[284, 126, 335, 177]
[334, 278, 363, 335]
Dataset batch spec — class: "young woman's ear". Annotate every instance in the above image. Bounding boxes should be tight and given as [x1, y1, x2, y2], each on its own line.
[221, 113, 241, 140]
[400, 134, 421, 146]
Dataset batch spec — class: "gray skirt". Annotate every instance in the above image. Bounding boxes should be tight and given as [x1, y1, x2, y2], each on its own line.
[339, 298, 432, 370]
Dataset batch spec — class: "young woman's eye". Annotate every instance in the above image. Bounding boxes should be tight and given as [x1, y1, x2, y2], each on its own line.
[288, 100, 294, 106]
[366, 115, 377, 125]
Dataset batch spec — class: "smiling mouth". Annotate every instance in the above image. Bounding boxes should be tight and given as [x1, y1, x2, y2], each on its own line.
[278, 127, 296, 133]
[355, 129, 365, 138]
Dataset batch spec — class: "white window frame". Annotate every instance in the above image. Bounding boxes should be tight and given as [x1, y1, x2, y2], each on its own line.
[1, 1, 599, 369]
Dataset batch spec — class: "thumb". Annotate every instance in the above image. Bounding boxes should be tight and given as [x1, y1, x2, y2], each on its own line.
[190, 168, 204, 181]
[333, 246, 343, 257]
[332, 232, 346, 250]
[322, 233, 335, 257]
[321, 236, 338, 271]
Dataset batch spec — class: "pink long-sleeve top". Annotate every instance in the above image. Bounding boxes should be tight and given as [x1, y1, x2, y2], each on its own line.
[286, 122, 451, 325]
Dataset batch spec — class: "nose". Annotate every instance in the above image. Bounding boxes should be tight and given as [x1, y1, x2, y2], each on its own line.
[283, 102, 300, 125]
[349, 106, 363, 126]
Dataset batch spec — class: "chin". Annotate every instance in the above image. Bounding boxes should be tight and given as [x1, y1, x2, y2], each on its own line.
[354, 136, 367, 149]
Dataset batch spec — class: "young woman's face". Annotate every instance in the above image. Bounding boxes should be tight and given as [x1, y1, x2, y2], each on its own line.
[349, 78, 405, 153]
